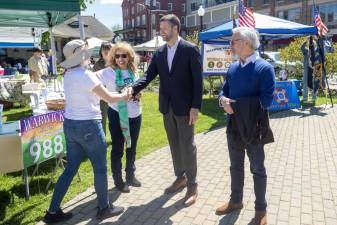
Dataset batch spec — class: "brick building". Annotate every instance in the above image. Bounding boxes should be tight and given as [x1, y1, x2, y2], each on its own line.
[118, 0, 187, 45]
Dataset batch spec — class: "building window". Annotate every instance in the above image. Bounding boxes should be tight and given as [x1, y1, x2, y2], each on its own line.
[151, 14, 156, 26]
[247, 0, 253, 7]
[156, 2, 161, 10]
[181, 16, 185, 25]
[132, 6, 134, 15]
[142, 14, 146, 25]
[137, 16, 140, 26]
[132, 19, 134, 27]
[182, 3, 186, 12]
[168, 3, 173, 11]
[263, 0, 269, 4]
[319, 2, 337, 23]
[288, 8, 301, 22]
[191, 3, 198, 11]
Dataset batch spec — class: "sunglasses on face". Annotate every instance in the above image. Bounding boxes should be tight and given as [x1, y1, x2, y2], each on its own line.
[115, 54, 128, 59]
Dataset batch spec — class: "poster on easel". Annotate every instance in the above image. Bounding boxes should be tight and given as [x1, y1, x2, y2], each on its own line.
[202, 42, 232, 75]
[20, 110, 66, 168]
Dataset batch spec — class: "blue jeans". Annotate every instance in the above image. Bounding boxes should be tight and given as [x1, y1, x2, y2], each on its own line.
[107, 108, 141, 184]
[227, 133, 267, 211]
[49, 119, 109, 212]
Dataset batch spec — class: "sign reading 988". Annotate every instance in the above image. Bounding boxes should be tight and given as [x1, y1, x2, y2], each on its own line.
[24, 134, 66, 168]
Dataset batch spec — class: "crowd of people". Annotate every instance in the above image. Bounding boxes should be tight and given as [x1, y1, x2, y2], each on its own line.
[43, 14, 275, 225]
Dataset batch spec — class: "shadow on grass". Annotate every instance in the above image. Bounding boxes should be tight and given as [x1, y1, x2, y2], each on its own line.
[10, 178, 55, 199]
[0, 190, 11, 221]
[201, 98, 227, 131]
[0, 201, 42, 225]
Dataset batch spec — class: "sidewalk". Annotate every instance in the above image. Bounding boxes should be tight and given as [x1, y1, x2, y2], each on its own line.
[37, 106, 337, 225]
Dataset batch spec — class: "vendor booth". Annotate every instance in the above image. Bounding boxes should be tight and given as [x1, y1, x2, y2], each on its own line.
[0, 0, 80, 199]
[199, 13, 319, 110]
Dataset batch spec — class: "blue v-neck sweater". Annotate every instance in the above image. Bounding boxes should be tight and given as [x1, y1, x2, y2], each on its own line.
[221, 58, 275, 108]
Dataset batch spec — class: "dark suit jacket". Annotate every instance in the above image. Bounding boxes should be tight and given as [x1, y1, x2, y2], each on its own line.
[132, 38, 203, 116]
[227, 97, 274, 149]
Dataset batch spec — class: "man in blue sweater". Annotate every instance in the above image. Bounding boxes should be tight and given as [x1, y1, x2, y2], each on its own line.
[215, 27, 275, 225]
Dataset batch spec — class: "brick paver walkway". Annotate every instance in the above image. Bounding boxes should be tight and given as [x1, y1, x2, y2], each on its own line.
[37, 106, 337, 225]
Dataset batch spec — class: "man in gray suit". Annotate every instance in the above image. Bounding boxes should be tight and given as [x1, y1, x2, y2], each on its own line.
[129, 14, 203, 206]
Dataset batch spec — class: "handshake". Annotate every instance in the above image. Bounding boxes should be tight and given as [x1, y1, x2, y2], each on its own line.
[120, 87, 142, 101]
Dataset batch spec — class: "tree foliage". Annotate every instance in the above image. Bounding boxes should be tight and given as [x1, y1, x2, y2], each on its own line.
[279, 37, 337, 79]
[185, 30, 201, 48]
[79, 0, 95, 10]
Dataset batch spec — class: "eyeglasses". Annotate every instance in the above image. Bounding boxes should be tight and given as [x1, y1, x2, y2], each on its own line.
[230, 39, 243, 45]
[115, 54, 128, 59]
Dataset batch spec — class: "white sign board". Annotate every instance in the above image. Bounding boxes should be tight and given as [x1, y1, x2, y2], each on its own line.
[202, 43, 233, 75]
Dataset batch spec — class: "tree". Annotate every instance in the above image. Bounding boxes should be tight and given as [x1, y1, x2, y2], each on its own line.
[279, 37, 337, 80]
[79, 0, 95, 10]
[112, 24, 122, 31]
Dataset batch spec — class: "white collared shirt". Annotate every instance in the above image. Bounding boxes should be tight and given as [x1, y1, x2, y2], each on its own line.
[240, 51, 259, 68]
[167, 36, 181, 72]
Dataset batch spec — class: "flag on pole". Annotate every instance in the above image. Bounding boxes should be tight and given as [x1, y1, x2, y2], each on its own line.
[313, 6, 328, 36]
[238, 0, 255, 29]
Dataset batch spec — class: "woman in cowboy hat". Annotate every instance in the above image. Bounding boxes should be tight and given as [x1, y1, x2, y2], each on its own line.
[44, 39, 127, 224]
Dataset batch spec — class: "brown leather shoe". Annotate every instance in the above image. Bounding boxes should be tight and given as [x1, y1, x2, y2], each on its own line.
[215, 202, 243, 215]
[184, 185, 198, 206]
[164, 176, 187, 194]
[250, 210, 267, 225]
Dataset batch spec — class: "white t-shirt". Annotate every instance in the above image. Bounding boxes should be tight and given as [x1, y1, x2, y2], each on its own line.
[96, 67, 141, 118]
[64, 67, 102, 120]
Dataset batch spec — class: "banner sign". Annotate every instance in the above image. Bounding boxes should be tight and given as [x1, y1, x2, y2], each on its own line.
[20, 110, 66, 168]
[202, 43, 232, 75]
[269, 81, 301, 111]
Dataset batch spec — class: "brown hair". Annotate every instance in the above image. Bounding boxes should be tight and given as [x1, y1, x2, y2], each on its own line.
[107, 42, 139, 73]
[160, 14, 181, 32]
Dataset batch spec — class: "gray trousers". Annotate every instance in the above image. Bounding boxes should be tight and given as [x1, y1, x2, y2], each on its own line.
[163, 105, 197, 186]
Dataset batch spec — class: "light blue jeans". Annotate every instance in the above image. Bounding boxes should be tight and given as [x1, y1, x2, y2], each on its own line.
[49, 118, 109, 212]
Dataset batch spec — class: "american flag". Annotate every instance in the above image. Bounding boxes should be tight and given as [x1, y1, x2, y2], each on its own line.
[314, 6, 328, 36]
[238, 0, 255, 29]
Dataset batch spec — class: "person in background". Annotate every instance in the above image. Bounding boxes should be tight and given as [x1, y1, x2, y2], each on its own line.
[216, 27, 275, 225]
[279, 66, 288, 81]
[96, 42, 142, 193]
[43, 39, 127, 224]
[28, 47, 48, 83]
[93, 42, 114, 134]
[47, 49, 53, 75]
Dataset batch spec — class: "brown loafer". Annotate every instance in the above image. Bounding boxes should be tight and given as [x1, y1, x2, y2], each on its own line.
[215, 202, 243, 215]
[184, 185, 198, 206]
[164, 176, 187, 194]
[250, 210, 267, 225]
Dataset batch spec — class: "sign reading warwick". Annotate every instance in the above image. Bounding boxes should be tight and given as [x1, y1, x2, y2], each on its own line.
[20, 110, 66, 168]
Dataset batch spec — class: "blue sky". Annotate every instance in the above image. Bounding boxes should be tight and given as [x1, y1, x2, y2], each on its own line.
[83, 0, 123, 30]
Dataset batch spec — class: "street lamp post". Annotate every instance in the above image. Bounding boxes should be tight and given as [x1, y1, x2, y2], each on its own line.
[198, 5, 205, 32]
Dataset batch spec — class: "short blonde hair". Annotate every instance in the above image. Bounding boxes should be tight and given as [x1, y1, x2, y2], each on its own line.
[107, 42, 139, 73]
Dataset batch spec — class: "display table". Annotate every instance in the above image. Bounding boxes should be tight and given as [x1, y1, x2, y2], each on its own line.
[0, 121, 23, 174]
[269, 80, 301, 111]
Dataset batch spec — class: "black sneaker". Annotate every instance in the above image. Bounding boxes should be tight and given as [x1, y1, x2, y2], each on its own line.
[126, 176, 142, 187]
[43, 209, 73, 224]
[96, 204, 124, 220]
[115, 182, 130, 193]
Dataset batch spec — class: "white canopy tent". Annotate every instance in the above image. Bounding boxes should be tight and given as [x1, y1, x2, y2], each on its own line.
[134, 36, 166, 52]
[0, 27, 46, 48]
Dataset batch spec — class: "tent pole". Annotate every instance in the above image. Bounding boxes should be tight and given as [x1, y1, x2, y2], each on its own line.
[78, 13, 85, 40]
[49, 27, 58, 91]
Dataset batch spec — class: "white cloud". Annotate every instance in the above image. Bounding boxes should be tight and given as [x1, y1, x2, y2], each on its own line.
[100, 0, 122, 4]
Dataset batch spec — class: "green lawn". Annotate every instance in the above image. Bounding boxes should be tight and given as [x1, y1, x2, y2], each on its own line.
[0, 92, 226, 225]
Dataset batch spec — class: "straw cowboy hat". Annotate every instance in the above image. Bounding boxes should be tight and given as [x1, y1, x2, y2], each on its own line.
[60, 39, 94, 69]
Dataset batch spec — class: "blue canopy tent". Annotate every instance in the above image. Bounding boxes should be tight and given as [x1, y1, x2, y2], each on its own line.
[199, 13, 318, 42]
